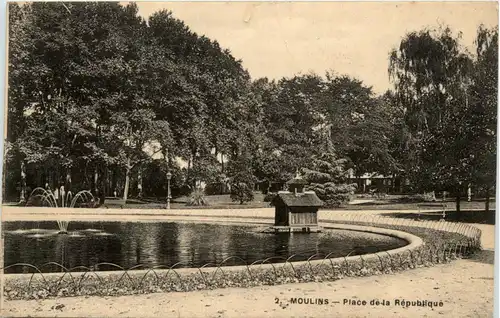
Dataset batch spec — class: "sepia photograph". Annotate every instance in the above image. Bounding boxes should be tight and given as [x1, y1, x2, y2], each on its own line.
[0, 1, 498, 317]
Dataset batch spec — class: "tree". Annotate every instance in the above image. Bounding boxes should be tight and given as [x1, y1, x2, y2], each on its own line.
[227, 125, 257, 204]
[318, 74, 398, 177]
[148, 10, 253, 191]
[228, 154, 256, 204]
[6, 3, 255, 203]
[389, 26, 474, 211]
[302, 151, 356, 208]
[6, 2, 133, 197]
[467, 26, 498, 211]
[229, 182, 254, 205]
[254, 74, 324, 186]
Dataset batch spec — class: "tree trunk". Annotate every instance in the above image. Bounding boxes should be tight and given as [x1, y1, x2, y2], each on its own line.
[19, 161, 26, 203]
[137, 166, 143, 198]
[65, 168, 72, 193]
[214, 146, 218, 170]
[221, 153, 225, 173]
[99, 167, 106, 205]
[1, 166, 5, 203]
[52, 170, 57, 192]
[2, 147, 7, 202]
[485, 187, 490, 213]
[123, 159, 131, 202]
[112, 167, 117, 197]
[191, 149, 197, 189]
[187, 157, 191, 189]
[455, 191, 461, 213]
[36, 168, 43, 190]
[94, 168, 99, 195]
[44, 168, 50, 189]
[163, 149, 170, 172]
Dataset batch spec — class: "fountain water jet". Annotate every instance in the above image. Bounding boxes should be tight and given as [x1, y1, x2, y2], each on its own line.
[57, 220, 69, 234]
[26, 188, 97, 234]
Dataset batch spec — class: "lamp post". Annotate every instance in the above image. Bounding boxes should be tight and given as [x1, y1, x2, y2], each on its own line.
[166, 171, 172, 209]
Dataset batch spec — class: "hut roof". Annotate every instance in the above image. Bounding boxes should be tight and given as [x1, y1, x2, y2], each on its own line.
[274, 192, 323, 207]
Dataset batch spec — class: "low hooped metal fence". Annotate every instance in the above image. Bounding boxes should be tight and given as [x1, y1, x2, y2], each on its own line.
[320, 212, 482, 249]
[2, 214, 482, 300]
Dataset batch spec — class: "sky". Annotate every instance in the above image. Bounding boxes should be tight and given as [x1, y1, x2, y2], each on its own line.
[134, 1, 498, 94]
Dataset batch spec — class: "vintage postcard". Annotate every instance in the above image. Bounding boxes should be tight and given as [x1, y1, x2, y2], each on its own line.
[0, 1, 498, 317]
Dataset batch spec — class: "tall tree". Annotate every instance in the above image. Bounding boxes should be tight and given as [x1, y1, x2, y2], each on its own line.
[256, 74, 324, 185]
[467, 26, 498, 211]
[318, 74, 397, 177]
[389, 26, 474, 210]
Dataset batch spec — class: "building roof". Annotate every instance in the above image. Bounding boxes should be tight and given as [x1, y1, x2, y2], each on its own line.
[274, 192, 324, 207]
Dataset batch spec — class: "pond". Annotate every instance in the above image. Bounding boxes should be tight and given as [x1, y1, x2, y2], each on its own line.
[2, 221, 408, 273]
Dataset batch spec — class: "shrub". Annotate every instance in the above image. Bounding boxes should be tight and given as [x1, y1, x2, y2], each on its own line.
[230, 182, 254, 204]
[263, 192, 277, 203]
[307, 183, 356, 208]
[187, 188, 209, 206]
[302, 152, 356, 208]
[204, 182, 230, 195]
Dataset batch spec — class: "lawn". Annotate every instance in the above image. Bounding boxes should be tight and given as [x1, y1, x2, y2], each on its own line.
[343, 197, 495, 211]
[6, 191, 493, 212]
[102, 193, 270, 209]
[99, 193, 495, 212]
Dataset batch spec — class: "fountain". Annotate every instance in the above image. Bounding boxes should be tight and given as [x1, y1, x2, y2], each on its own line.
[56, 220, 69, 234]
[26, 188, 97, 234]
[6, 185, 412, 274]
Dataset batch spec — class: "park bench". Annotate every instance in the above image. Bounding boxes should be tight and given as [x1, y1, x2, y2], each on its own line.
[417, 202, 448, 220]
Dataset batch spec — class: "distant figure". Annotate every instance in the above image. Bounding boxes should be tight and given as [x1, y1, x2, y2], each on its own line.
[113, 189, 117, 198]
[467, 185, 472, 202]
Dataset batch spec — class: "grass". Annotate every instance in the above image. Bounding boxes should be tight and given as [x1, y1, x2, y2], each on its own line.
[102, 193, 270, 209]
[380, 210, 496, 225]
[342, 198, 495, 211]
[100, 193, 494, 212]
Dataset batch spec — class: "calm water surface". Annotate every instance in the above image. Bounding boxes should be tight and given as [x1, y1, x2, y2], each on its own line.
[3, 221, 407, 273]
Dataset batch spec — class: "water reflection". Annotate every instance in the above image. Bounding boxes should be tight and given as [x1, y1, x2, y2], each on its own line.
[2, 221, 408, 273]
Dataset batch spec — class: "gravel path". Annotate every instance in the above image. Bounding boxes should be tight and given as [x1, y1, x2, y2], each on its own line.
[1, 249, 494, 318]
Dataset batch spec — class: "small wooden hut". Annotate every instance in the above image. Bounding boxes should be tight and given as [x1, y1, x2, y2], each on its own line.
[270, 174, 323, 232]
